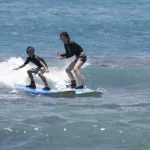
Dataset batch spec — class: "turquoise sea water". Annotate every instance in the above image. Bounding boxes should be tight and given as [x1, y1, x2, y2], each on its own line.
[0, 0, 150, 149]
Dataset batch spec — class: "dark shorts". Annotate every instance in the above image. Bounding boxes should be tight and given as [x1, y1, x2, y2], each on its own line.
[75, 53, 87, 63]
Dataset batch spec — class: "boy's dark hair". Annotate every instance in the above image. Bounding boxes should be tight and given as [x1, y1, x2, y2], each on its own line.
[26, 46, 34, 53]
[60, 32, 70, 39]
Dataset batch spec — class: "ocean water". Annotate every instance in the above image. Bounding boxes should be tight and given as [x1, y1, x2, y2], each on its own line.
[0, 0, 150, 150]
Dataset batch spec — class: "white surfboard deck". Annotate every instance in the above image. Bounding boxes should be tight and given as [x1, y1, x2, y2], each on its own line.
[58, 87, 103, 96]
[64, 81, 102, 95]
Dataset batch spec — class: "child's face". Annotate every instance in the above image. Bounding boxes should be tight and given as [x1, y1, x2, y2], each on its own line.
[60, 35, 68, 44]
[27, 51, 34, 57]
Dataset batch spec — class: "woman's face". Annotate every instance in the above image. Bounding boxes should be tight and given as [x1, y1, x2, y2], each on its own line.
[60, 35, 68, 44]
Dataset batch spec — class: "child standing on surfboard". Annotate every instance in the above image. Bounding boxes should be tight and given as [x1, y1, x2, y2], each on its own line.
[13, 46, 50, 90]
[56, 32, 87, 89]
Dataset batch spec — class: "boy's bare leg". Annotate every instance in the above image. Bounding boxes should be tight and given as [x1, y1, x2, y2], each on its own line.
[38, 71, 49, 87]
[27, 69, 35, 83]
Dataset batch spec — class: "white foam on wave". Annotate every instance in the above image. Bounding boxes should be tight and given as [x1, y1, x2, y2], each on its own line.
[44, 66, 68, 88]
[0, 57, 30, 87]
[0, 57, 89, 89]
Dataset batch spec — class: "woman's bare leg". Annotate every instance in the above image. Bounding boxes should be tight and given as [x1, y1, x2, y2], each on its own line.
[66, 60, 76, 81]
[73, 60, 84, 85]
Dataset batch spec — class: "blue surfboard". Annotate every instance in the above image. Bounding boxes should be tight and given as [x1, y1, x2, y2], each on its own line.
[14, 84, 75, 95]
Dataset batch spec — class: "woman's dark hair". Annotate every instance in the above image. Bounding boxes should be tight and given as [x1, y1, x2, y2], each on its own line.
[60, 32, 70, 39]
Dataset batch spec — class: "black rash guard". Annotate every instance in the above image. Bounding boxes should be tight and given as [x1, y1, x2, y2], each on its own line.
[24, 55, 47, 68]
[60, 40, 84, 58]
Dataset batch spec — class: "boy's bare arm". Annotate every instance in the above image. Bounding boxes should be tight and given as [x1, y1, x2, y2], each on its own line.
[13, 64, 26, 70]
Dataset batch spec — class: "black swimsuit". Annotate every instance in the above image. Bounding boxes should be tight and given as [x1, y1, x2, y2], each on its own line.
[60, 40, 87, 62]
[24, 55, 48, 67]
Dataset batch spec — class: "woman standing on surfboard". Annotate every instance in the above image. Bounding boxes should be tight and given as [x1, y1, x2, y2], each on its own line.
[56, 32, 87, 89]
